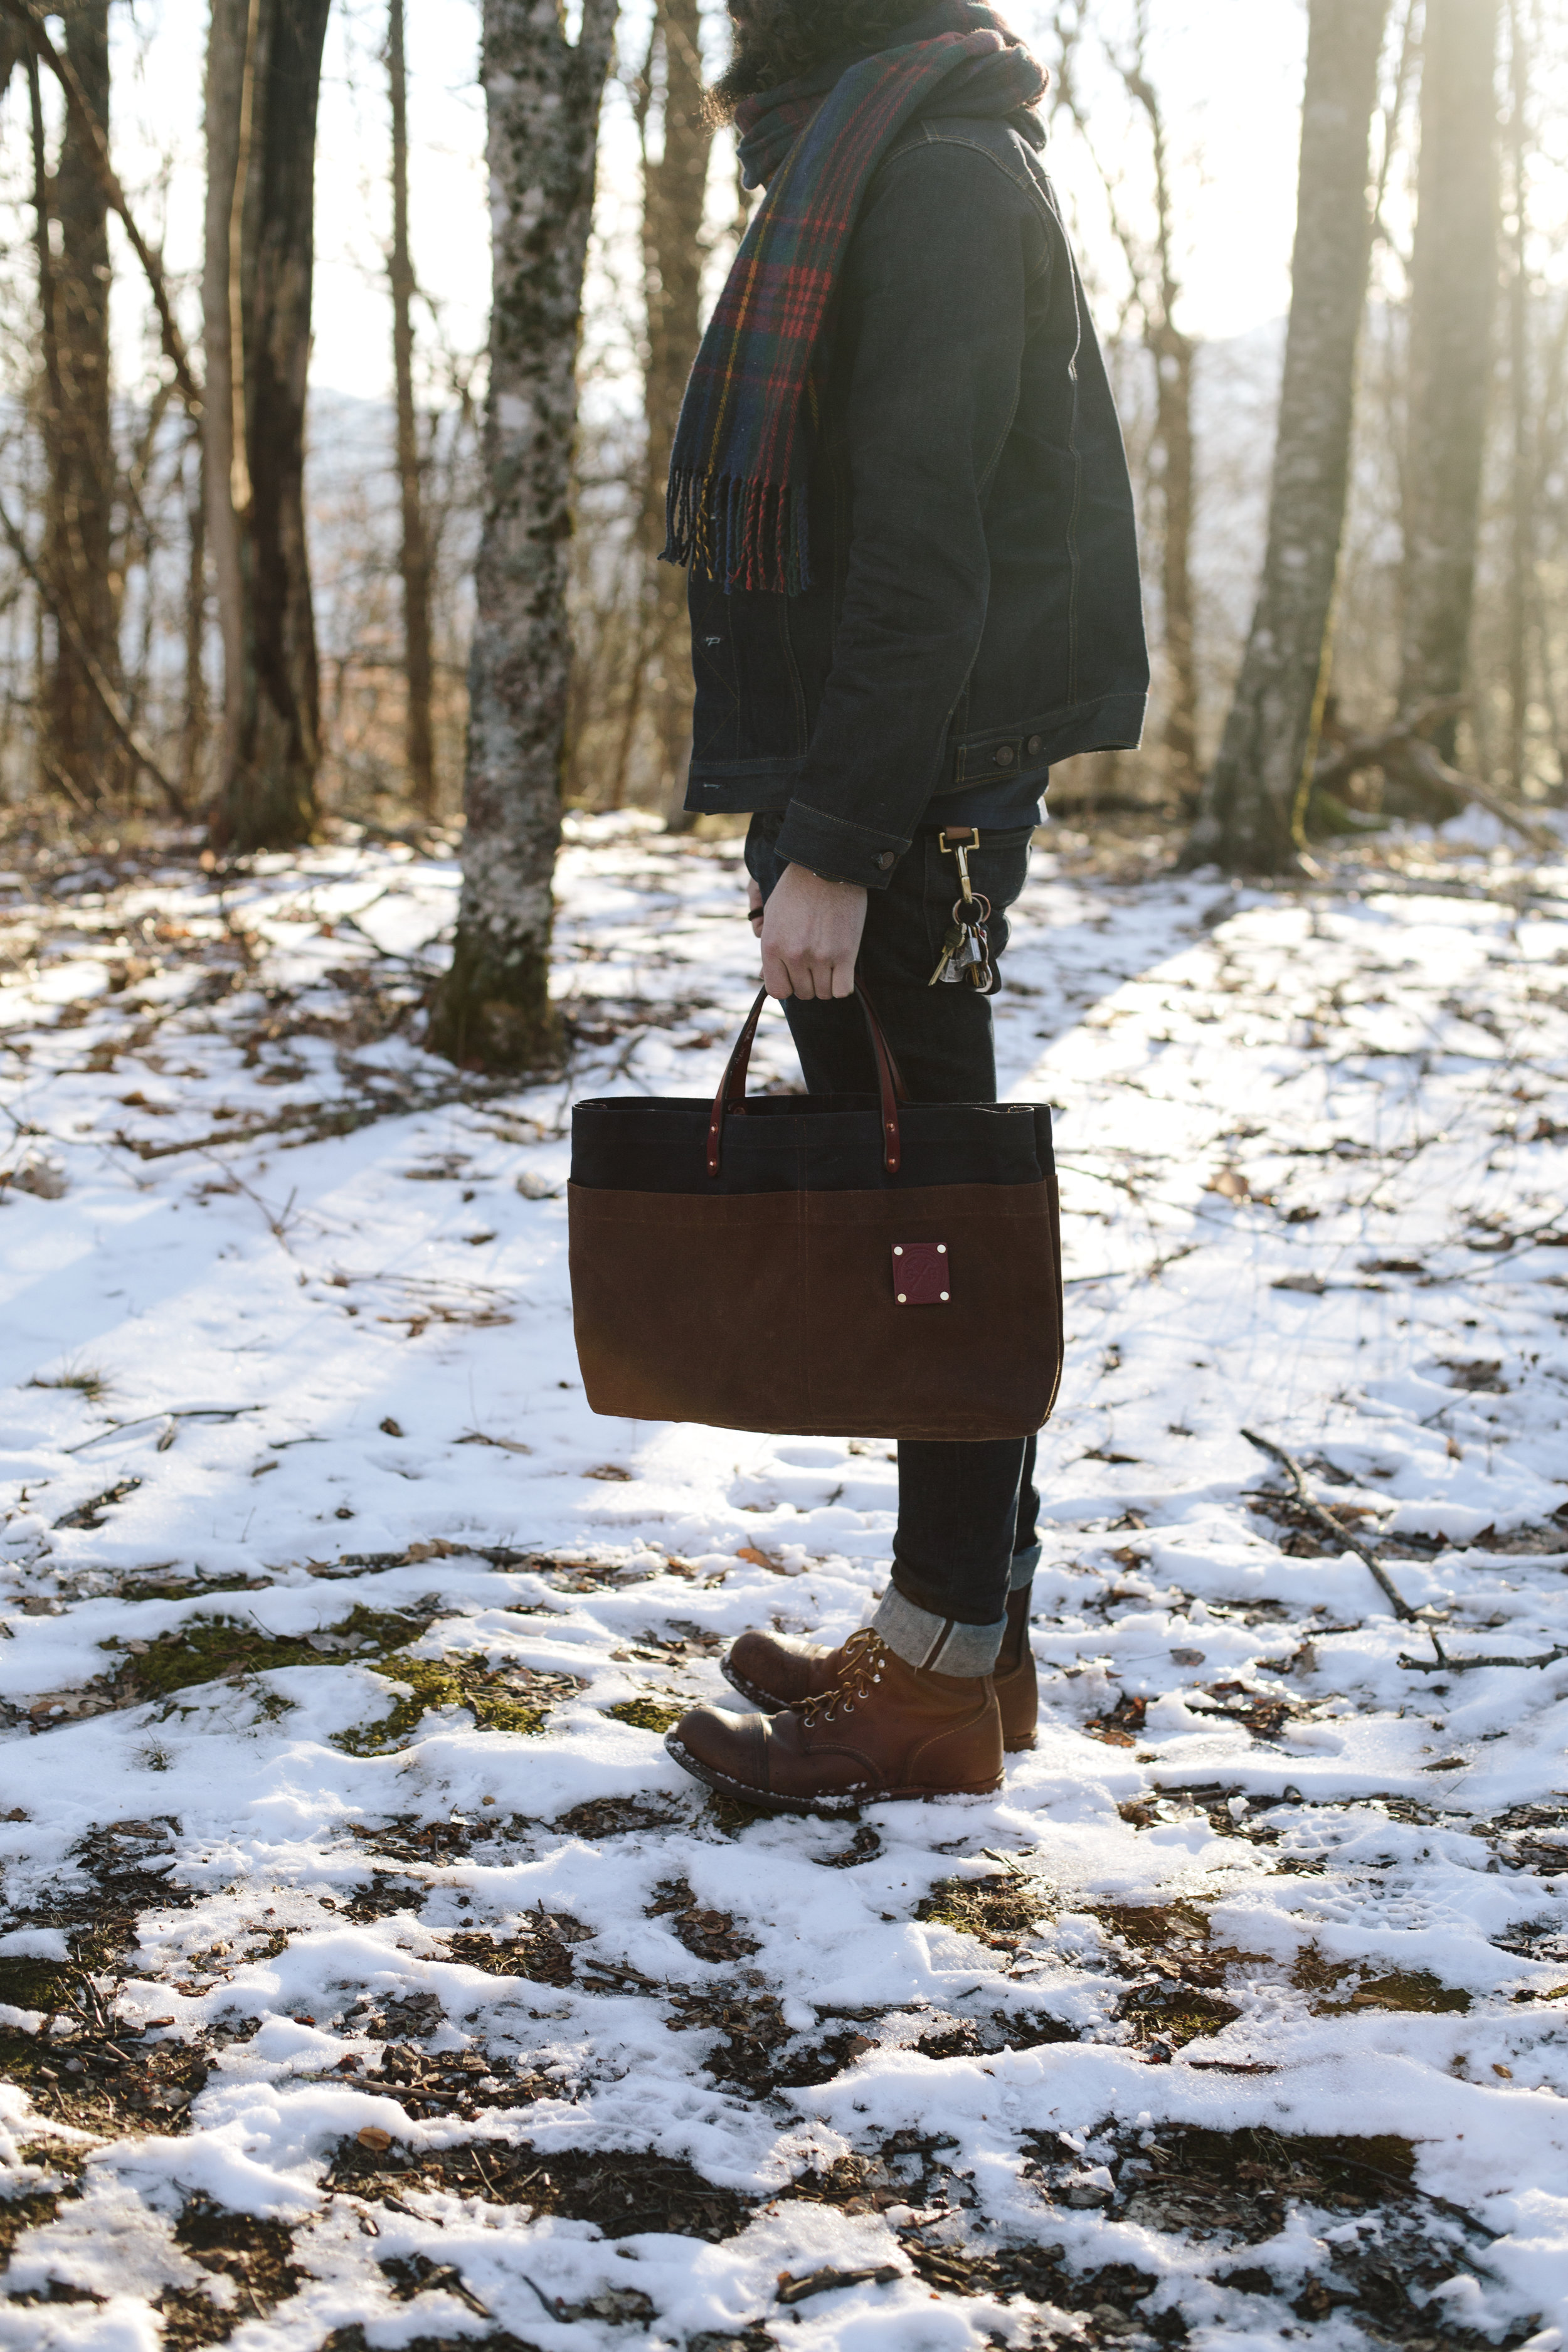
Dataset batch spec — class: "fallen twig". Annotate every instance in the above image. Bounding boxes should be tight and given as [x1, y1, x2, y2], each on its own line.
[776, 2265, 901, 2307]
[109, 1074, 523, 1161]
[63, 1406, 262, 1456]
[1398, 1641, 1568, 1675]
[1241, 1429, 1419, 1623]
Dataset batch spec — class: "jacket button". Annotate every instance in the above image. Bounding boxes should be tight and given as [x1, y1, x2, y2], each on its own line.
[993, 744, 1015, 768]
[875, 850, 895, 870]
[1027, 734, 1042, 755]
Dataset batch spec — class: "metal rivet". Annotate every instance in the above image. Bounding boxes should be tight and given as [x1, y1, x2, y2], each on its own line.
[897, 1294, 907, 1305]
[937, 1245, 946, 1254]
[894, 1247, 903, 1256]
[940, 1291, 950, 1301]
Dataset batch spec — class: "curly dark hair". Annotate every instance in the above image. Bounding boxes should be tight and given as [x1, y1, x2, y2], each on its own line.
[707, 0, 936, 117]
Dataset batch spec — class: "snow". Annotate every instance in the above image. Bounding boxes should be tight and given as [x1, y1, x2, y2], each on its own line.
[1, 812, 1566, 2348]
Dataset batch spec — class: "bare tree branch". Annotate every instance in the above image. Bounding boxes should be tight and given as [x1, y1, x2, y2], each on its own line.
[0, 0, 203, 417]
[1241, 1427, 1419, 1621]
[0, 489, 189, 817]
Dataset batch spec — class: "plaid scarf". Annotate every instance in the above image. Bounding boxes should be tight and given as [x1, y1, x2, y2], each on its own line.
[664, 2, 1047, 596]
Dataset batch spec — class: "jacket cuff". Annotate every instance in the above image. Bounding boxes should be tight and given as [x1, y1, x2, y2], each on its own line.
[771, 799, 911, 890]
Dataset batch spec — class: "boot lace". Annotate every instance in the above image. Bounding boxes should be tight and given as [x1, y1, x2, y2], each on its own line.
[797, 1629, 887, 1729]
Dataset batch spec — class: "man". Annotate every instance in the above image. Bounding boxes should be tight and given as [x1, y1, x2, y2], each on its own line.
[662, 0, 1147, 1812]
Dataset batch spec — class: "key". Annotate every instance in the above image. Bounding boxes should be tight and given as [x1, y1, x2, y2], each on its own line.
[940, 928, 981, 985]
[928, 921, 967, 986]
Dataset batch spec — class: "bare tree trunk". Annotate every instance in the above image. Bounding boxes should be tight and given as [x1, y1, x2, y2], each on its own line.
[427, 0, 620, 1071]
[1184, 0, 1391, 874]
[204, 0, 331, 854]
[388, 0, 435, 817]
[1398, 0, 1499, 763]
[1504, 0, 1530, 795]
[1146, 337, 1196, 799]
[45, 0, 120, 806]
[1054, 3, 1199, 806]
[181, 420, 208, 805]
[639, 0, 711, 819]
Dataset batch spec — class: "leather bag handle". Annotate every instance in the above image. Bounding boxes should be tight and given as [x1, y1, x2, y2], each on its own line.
[706, 985, 907, 1177]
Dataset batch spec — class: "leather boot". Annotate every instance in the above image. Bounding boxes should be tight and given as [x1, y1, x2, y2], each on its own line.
[667, 1636, 1003, 1816]
[725, 1592, 1039, 1752]
[993, 1582, 1039, 1752]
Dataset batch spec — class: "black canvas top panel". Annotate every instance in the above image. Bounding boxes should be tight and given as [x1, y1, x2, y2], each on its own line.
[570, 1092, 1056, 1196]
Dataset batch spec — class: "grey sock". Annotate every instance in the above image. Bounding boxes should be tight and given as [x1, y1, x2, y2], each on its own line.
[871, 1585, 1005, 1677]
[1010, 1543, 1042, 1591]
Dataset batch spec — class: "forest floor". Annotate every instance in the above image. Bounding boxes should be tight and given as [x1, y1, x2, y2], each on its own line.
[0, 808, 1566, 2352]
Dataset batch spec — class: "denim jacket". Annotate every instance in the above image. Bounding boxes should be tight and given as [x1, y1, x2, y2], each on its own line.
[681, 113, 1149, 886]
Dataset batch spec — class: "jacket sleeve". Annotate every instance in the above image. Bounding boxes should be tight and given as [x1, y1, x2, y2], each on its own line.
[770, 135, 1041, 887]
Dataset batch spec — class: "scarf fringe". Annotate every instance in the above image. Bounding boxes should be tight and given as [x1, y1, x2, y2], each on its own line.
[663, 468, 810, 597]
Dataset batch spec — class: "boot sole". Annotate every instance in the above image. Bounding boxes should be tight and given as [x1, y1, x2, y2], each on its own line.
[723, 1657, 1037, 1752]
[665, 1732, 1002, 1818]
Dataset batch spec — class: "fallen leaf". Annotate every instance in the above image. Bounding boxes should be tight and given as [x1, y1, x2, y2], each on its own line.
[1205, 1168, 1250, 1200]
[356, 2125, 393, 2152]
[736, 1544, 786, 1572]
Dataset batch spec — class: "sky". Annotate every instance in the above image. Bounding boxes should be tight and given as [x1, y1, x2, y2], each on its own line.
[90, 0, 1313, 411]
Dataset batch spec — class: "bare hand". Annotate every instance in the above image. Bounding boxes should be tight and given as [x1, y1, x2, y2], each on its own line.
[758, 864, 867, 1001]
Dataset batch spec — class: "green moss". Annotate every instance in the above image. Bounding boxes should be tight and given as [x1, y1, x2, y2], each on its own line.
[607, 1698, 686, 1735]
[0, 1958, 76, 2013]
[336, 1653, 580, 1756]
[0, 2182, 67, 2266]
[92, 1601, 576, 1756]
[100, 1604, 438, 1711]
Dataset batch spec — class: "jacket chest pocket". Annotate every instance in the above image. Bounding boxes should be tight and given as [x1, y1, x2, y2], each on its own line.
[689, 575, 808, 763]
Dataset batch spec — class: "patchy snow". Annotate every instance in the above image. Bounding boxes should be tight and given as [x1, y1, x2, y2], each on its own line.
[0, 812, 1565, 2351]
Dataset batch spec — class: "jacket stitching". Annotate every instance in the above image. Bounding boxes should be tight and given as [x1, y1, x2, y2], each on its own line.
[876, 127, 1054, 292]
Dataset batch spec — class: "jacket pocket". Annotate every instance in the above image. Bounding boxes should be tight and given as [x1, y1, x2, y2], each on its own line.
[690, 573, 808, 765]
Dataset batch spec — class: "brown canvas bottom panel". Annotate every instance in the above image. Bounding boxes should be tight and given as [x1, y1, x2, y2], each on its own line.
[568, 1177, 1062, 1441]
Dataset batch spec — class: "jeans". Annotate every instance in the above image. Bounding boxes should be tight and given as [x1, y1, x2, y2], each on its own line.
[745, 813, 1041, 1673]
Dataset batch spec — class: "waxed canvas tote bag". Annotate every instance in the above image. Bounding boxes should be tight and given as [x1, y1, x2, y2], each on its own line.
[567, 987, 1064, 1442]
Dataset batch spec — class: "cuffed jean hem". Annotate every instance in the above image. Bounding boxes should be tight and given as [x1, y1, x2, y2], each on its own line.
[1011, 1544, 1042, 1590]
[872, 1586, 1007, 1677]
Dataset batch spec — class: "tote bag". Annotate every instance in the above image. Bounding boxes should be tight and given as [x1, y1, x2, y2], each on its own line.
[567, 987, 1063, 1442]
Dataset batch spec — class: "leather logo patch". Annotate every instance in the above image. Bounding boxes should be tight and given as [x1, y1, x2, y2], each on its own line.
[893, 1242, 950, 1305]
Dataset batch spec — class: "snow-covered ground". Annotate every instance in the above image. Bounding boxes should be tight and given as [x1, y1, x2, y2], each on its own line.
[1, 812, 1565, 2352]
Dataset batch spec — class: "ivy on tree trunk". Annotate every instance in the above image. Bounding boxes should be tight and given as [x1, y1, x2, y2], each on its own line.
[1184, 0, 1391, 875]
[428, 0, 620, 1073]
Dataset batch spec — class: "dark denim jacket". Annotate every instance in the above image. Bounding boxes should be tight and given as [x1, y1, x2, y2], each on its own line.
[682, 114, 1149, 886]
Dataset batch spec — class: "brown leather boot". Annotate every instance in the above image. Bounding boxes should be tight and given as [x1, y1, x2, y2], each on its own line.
[726, 1593, 1039, 1753]
[667, 1636, 1003, 1816]
[993, 1582, 1039, 1752]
